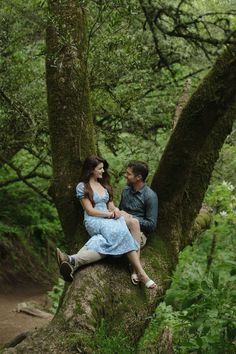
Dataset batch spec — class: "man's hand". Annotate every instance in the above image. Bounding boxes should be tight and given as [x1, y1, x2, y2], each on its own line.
[113, 207, 121, 219]
[120, 210, 133, 219]
[107, 211, 115, 218]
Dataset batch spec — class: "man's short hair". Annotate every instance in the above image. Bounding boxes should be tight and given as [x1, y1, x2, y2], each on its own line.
[128, 161, 149, 181]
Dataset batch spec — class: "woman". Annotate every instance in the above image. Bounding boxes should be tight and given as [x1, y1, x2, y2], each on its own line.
[57, 155, 156, 289]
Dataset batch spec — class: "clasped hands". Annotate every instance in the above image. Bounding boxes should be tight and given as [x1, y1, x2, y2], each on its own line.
[107, 207, 121, 219]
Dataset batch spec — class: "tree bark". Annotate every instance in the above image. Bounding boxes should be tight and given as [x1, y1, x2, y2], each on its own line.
[3, 45, 236, 354]
[45, 0, 96, 247]
[151, 45, 236, 262]
[172, 78, 191, 129]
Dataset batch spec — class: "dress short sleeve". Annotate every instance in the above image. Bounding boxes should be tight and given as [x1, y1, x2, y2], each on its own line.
[76, 182, 85, 200]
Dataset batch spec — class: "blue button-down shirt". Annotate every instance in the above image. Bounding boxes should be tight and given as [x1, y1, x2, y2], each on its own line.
[119, 184, 158, 234]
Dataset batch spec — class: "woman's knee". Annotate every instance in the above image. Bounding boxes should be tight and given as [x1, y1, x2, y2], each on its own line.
[129, 218, 139, 230]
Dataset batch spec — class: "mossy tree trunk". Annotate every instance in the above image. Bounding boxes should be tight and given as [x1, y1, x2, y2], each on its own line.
[4, 30, 236, 354]
[46, 0, 96, 247]
[152, 45, 236, 263]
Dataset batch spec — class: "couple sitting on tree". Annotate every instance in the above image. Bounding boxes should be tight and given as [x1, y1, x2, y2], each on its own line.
[56, 155, 158, 289]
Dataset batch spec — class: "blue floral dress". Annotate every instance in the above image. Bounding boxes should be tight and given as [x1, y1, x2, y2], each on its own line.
[76, 182, 139, 255]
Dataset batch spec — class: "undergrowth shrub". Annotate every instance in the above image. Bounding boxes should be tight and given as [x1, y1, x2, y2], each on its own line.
[139, 180, 236, 353]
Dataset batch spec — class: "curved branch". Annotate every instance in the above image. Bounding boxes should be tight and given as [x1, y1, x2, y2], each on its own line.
[139, 0, 236, 63]
[0, 89, 36, 167]
[0, 172, 51, 188]
[0, 156, 52, 202]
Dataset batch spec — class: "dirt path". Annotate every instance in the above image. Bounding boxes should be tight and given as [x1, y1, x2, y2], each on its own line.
[0, 284, 53, 348]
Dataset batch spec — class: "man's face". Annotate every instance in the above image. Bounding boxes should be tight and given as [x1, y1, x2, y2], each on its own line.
[125, 167, 140, 186]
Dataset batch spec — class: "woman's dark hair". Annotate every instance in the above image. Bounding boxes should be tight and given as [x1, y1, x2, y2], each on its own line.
[79, 155, 113, 205]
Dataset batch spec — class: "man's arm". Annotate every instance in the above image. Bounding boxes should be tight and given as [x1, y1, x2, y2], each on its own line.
[138, 191, 158, 234]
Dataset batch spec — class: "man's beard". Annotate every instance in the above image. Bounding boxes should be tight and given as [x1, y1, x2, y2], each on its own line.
[127, 180, 134, 187]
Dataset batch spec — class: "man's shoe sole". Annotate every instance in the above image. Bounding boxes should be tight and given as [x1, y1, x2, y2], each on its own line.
[60, 261, 74, 282]
[56, 248, 61, 267]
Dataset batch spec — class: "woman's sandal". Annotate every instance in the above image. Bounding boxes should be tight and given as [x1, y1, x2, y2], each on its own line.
[129, 264, 140, 285]
[145, 279, 157, 289]
[131, 272, 140, 285]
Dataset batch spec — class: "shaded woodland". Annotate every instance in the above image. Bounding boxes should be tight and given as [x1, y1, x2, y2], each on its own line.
[0, 0, 236, 353]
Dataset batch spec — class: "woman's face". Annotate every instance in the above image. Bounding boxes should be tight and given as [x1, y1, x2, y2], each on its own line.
[93, 162, 104, 179]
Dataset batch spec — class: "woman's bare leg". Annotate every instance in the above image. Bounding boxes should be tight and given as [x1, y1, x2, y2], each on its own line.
[126, 251, 157, 289]
[121, 211, 142, 283]
[121, 211, 142, 245]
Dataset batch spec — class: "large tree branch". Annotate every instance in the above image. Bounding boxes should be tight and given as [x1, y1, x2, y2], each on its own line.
[172, 78, 192, 129]
[151, 45, 236, 256]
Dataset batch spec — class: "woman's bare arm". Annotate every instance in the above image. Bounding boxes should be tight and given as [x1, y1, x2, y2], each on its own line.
[81, 198, 114, 218]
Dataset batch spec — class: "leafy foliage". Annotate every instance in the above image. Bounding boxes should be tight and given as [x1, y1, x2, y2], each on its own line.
[47, 277, 64, 314]
[87, 318, 135, 354]
[88, 0, 235, 155]
[0, 149, 61, 246]
[139, 175, 236, 353]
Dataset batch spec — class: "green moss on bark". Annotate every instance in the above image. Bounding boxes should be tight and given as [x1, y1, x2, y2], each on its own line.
[46, 0, 96, 246]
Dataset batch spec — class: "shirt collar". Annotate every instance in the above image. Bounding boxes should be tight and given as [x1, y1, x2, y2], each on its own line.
[130, 184, 146, 194]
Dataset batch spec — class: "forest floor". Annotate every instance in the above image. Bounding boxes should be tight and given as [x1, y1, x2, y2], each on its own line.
[0, 284, 53, 348]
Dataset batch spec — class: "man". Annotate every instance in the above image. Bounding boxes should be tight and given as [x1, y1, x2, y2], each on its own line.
[56, 160, 158, 282]
[119, 160, 158, 248]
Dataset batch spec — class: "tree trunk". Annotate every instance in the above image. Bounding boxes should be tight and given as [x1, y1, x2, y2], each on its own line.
[3, 45, 236, 354]
[151, 45, 236, 262]
[172, 78, 191, 129]
[46, 0, 96, 247]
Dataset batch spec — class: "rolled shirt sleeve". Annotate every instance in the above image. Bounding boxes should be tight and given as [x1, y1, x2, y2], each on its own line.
[119, 185, 158, 234]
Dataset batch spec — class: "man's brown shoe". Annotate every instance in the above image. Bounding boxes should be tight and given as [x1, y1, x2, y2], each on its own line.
[60, 261, 74, 282]
[56, 248, 69, 267]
